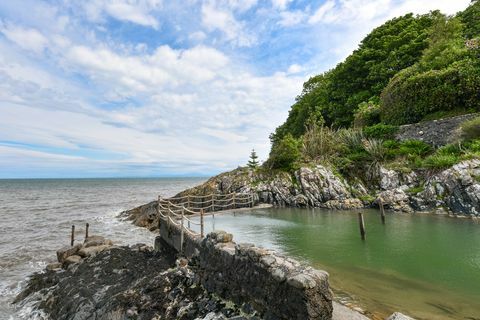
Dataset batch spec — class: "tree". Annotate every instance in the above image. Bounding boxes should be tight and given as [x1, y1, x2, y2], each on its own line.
[247, 149, 260, 169]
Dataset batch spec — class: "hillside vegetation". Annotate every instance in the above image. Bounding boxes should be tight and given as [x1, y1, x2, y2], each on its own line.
[266, 1, 480, 178]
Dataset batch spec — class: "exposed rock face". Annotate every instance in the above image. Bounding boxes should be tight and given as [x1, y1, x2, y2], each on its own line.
[395, 113, 478, 147]
[15, 245, 262, 320]
[415, 159, 480, 215]
[122, 159, 480, 225]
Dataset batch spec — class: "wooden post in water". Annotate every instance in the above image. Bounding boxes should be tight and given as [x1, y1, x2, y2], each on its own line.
[379, 199, 386, 225]
[71, 225, 75, 246]
[200, 209, 204, 238]
[85, 223, 89, 240]
[358, 212, 366, 241]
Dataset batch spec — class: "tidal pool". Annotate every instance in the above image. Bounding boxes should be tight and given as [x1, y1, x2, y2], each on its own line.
[191, 208, 480, 320]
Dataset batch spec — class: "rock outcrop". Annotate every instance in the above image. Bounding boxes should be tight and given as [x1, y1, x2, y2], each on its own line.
[15, 243, 263, 320]
[121, 160, 480, 229]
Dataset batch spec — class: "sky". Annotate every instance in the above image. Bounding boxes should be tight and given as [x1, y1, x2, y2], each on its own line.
[0, 0, 472, 178]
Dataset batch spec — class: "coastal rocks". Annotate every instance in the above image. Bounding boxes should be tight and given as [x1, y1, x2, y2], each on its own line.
[321, 199, 364, 210]
[56, 243, 82, 263]
[296, 166, 353, 206]
[386, 312, 415, 320]
[417, 159, 480, 215]
[54, 235, 115, 269]
[377, 188, 414, 213]
[15, 244, 261, 320]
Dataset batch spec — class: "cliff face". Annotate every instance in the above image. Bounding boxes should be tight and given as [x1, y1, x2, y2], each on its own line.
[171, 159, 480, 216]
[121, 159, 480, 231]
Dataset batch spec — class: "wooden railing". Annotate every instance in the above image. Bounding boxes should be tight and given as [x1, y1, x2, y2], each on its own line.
[156, 193, 255, 248]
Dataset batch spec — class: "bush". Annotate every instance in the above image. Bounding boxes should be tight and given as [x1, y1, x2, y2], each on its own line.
[363, 138, 386, 162]
[267, 134, 301, 171]
[422, 154, 459, 169]
[363, 124, 399, 140]
[460, 116, 480, 141]
[302, 124, 340, 161]
[337, 128, 365, 151]
[353, 101, 381, 128]
[397, 140, 433, 157]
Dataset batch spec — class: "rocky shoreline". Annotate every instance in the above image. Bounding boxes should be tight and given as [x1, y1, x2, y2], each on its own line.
[15, 235, 264, 320]
[15, 233, 403, 320]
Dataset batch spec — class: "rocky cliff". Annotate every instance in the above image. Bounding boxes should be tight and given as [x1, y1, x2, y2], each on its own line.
[165, 159, 480, 216]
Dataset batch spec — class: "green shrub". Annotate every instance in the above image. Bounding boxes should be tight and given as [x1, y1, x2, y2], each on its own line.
[422, 154, 459, 169]
[363, 124, 399, 140]
[302, 124, 340, 161]
[460, 116, 480, 141]
[338, 129, 365, 151]
[406, 186, 425, 194]
[436, 143, 463, 156]
[397, 140, 433, 157]
[353, 101, 381, 128]
[466, 139, 480, 152]
[363, 138, 386, 162]
[267, 134, 301, 171]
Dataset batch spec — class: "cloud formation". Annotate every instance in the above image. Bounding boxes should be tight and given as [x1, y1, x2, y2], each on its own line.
[0, 0, 472, 178]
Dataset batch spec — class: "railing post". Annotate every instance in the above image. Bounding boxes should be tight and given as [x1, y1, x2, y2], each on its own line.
[200, 209, 204, 238]
[233, 193, 236, 209]
[85, 223, 89, 240]
[180, 213, 184, 254]
[212, 194, 215, 212]
[187, 195, 190, 209]
[71, 225, 75, 246]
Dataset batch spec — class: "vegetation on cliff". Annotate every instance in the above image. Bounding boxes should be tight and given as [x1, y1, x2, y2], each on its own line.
[266, 1, 480, 179]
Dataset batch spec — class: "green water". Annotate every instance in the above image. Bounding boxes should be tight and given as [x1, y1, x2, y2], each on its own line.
[198, 208, 480, 320]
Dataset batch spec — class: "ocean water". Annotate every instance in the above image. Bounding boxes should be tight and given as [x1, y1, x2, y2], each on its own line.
[0, 177, 205, 319]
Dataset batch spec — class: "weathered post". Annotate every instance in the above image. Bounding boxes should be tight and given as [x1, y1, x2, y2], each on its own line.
[200, 209, 204, 238]
[187, 195, 190, 209]
[85, 223, 89, 240]
[232, 193, 236, 209]
[212, 194, 215, 212]
[358, 212, 366, 241]
[379, 199, 386, 225]
[71, 225, 75, 246]
[180, 213, 184, 254]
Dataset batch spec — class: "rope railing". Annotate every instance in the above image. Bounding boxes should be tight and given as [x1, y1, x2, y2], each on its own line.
[156, 192, 256, 253]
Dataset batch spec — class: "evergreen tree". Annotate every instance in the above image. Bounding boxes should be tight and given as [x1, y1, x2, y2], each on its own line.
[247, 149, 259, 169]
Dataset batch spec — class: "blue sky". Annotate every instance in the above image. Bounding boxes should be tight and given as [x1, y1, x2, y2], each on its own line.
[0, 0, 471, 178]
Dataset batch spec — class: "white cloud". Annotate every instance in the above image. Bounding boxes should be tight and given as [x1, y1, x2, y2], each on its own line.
[287, 64, 303, 74]
[278, 10, 306, 27]
[0, 23, 49, 53]
[201, 2, 256, 47]
[82, 0, 162, 29]
[271, 0, 292, 10]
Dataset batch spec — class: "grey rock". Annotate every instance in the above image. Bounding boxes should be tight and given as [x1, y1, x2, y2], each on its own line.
[386, 312, 415, 320]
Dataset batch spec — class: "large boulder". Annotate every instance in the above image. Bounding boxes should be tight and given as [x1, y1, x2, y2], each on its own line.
[56, 244, 82, 263]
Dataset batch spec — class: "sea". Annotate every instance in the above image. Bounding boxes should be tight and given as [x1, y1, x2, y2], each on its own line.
[0, 177, 206, 319]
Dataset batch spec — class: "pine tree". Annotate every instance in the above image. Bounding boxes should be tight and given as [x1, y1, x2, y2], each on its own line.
[247, 149, 259, 169]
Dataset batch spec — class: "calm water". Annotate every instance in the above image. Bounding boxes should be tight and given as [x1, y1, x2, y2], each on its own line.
[193, 208, 480, 320]
[0, 178, 205, 319]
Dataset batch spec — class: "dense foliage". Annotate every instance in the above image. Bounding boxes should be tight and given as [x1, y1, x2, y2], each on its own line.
[267, 1, 480, 172]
